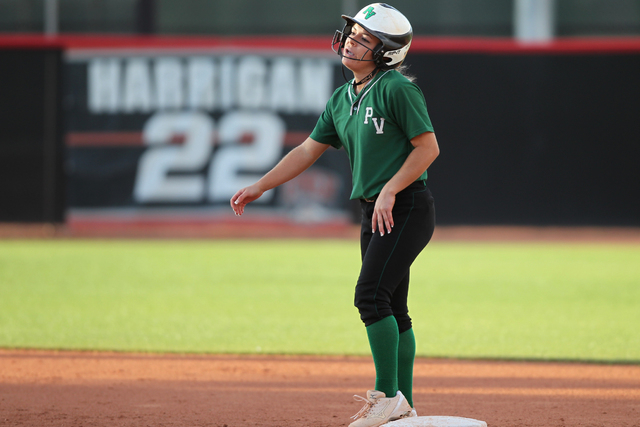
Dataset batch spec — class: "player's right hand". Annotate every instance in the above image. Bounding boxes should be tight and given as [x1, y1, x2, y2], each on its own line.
[230, 184, 264, 216]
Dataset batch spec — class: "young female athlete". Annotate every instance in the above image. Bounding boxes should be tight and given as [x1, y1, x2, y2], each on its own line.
[230, 4, 439, 426]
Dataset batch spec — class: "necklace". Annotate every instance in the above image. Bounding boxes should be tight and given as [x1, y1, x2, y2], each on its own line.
[352, 68, 377, 88]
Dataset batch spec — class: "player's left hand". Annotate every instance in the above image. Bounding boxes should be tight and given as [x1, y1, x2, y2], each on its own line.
[372, 192, 395, 236]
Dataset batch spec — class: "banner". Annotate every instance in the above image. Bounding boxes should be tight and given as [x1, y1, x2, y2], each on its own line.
[61, 37, 640, 227]
[65, 43, 356, 225]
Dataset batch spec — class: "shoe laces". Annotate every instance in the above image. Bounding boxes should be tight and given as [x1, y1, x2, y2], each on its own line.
[350, 394, 376, 420]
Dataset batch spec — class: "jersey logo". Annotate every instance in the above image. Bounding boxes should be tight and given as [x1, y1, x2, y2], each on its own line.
[364, 106, 386, 134]
[363, 6, 376, 20]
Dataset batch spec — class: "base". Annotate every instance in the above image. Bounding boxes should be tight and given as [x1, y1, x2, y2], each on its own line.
[382, 416, 488, 427]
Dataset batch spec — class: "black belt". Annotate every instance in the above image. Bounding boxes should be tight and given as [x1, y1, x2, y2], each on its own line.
[361, 180, 427, 203]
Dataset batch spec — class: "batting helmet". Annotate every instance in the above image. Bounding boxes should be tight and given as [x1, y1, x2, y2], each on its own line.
[332, 3, 413, 70]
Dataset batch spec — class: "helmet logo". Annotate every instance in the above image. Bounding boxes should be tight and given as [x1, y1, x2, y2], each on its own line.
[362, 6, 376, 19]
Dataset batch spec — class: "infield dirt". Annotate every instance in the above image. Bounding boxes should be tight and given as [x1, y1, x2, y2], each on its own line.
[1, 349, 639, 427]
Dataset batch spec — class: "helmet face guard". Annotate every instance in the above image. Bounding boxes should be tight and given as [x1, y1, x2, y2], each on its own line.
[331, 23, 383, 64]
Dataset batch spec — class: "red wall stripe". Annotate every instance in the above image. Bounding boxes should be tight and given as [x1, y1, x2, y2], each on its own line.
[66, 131, 309, 147]
[2, 34, 640, 54]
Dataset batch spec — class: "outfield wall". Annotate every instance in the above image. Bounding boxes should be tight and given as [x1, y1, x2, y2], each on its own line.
[1, 36, 639, 226]
[413, 41, 640, 226]
[0, 42, 65, 223]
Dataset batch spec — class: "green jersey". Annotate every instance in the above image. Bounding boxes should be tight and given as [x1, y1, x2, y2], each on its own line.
[310, 69, 434, 200]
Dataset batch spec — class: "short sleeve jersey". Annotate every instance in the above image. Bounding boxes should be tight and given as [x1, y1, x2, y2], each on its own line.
[310, 69, 434, 200]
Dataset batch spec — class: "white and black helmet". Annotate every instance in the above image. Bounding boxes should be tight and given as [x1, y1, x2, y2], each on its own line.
[332, 3, 413, 70]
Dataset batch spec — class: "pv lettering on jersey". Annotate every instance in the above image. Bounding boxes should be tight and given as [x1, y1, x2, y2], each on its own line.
[364, 107, 374, 124]
[364, 106, 386, 134]
[372, 118, 385, 134]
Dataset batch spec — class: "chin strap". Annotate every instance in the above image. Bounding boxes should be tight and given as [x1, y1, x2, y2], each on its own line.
[338, 56, 378, 88]
[352, 68, 377, 88]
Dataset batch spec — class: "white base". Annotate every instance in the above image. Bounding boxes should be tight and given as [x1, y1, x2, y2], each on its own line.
[382, 416, 488, 427]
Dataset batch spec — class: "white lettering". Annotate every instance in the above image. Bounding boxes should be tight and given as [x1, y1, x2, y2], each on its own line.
[219, 56, 235, 110]
[372, 117, 385, 134]
[364, 107, 373, 124]
[86, 55, 335, 114]
[155, 57, 183, 110]
[134, 112, 214, 202]
[300, 59, 332, 114]
[268, 58, 297, 113]
[187, 57, 216, 110]
[209, 112, 284, 202]
[88, 58, 120, 113]
[238, 56, 267, 109]
[123, 58, 153, 112]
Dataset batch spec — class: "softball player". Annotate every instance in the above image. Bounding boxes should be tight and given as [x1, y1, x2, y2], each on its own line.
[231, 4, 439, 426]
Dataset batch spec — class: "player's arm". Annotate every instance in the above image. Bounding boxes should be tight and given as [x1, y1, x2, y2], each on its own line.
[373, 131, 439, 235]
[230, 137, 330, 215]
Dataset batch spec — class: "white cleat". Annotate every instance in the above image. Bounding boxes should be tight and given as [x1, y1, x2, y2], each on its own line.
[349, 390, 413, 427]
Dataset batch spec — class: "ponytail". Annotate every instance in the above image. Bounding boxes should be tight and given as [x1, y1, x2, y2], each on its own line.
[396, 65, 416, 83]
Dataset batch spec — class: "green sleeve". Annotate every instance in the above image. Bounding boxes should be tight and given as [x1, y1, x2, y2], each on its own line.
[310, 98, 343, 149]
[388, 80, 434, 140]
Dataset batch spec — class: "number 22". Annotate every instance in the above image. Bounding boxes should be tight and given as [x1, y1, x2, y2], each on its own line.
[133, 111, 285, 204]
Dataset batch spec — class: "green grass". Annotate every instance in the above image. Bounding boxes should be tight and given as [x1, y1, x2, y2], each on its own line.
[0, 239, 638, 362]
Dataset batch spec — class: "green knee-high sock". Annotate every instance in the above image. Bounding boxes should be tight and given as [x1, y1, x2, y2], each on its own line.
[366, 316, 399, 398]
[398, 328, 416, 408]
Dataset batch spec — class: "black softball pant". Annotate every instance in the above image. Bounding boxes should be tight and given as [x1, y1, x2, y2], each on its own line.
[355, 180, 435, 333]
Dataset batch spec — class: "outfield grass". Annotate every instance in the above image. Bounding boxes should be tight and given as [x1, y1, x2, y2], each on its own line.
[0, 239, 638, 362]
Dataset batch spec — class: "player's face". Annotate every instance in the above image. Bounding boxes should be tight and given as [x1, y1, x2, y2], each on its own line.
[342, 24, 379, 72]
